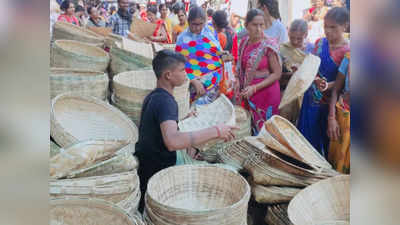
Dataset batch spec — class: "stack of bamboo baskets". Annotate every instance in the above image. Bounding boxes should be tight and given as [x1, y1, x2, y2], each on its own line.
[112, 70, 190, 126]
[219, 115, 339, 208]
[144, 165, 251, 225]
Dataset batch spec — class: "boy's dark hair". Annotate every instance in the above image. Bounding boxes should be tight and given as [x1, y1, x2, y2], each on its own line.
[188, 5, 206, 23]
[159, 3, 166, 12]
[152, 50, 187, 79]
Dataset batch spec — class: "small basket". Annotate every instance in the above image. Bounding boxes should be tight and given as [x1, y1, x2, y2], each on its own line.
[51, 40, 110, 72]
[288, 175, 350, 225]
[50, 197, 145, 225]
[50, 93, 138, 152]
[50, 68, 108, 100]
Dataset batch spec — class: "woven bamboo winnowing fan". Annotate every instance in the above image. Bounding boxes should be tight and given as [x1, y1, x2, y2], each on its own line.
[50, 198, 145, 225]
[288, 175, 350, 225]
[279, 54, 321, 109]
[49, 140, 128, 179]
[265, 115, 333, 171]
[178, 94, 236, 151]
[87, 26, 112, 37]
[50, 93, 138, 152]
[130, 17, 157, 38]
[52, 21, 105, 45]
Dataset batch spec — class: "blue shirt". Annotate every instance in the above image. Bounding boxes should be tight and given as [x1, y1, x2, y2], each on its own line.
[108, 13, 131, 37]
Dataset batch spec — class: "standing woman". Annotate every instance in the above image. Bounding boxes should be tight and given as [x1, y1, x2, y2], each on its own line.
[147, 6, 172, 43]
[57, 0, 80, 26]
[236, 9, 282, 134]
[159, 4, 173, 39]
[297, 7, 350, 158]
[279, 19, 313, 124]
[175, 6, 224, 105]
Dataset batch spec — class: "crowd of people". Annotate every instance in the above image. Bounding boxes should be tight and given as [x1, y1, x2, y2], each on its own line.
[50, 0, 351, 212]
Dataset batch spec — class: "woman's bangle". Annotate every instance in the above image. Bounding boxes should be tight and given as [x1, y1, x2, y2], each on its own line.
[321, 81, 329, 92]
[214, 126, 221, 138]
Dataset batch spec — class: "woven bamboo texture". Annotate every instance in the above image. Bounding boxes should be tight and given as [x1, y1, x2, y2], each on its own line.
[178, 94, 236, 151]
[50, 93, 138, 153]
[265, 115, 332, 171]
[265, 204, 293, 225]
[109, 46, 153, 76]
[70, 152, 139, 178]
[152, 43, 176, 53]
[130, 17, 157, 38]
[145, 165, 250, 225]
[50, 68, 108, 100]
[217, 138, 260, 171]
[279, 54, 321, 109]
[51, 40, 110, 72]
[50, 140, 61, 157]
[50, 140, 127, 179]
[53, 21, 105, 46]
[87, 26, 113, 37]
[112, 70, 190, 124]
[50, 171, 140, 216]
[122, 37, 154, 59]
[50, 197, 144, 225]
[288, 175, 350, 225]
[251, 183, 301, 204]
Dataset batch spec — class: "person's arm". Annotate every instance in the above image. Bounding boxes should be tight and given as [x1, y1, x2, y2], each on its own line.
[240, 50, 282, 99]
[327, 73, 345, 141]
[160, 121, 237, 151]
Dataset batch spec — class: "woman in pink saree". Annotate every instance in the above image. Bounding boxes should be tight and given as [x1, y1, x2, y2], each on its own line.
[235, 9, 282, 134]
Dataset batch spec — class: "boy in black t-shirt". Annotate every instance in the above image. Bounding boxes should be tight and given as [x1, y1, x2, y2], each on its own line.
[134, 50, 237, 212]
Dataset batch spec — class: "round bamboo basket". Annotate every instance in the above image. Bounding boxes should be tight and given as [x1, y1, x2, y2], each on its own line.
[112, 70, 190, 125]
[50, 171, 140, 216]
[145, 165, 251, 225]
[50, 197, 145, 225]
[51, 40, 110, 72]
[52, 21, 105, 46]
[288, 175, 349, 225]
[217, 138, 260, 170]
[50, 140, 128, 179]
[110, 46, 152, 76]
[50, 93, 138, 153]
[50, 68, 108, 100]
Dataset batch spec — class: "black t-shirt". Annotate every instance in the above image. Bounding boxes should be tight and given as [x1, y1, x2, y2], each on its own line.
[134, 88, 178, 177]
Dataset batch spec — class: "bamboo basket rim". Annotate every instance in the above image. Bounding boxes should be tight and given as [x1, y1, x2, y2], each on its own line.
[53, 39, 109, 58]
[146, 164, 251, 214]
[50, 197, 139, 225]
[54, 21, 104, 40]
[267, 115, 332, 170]
[113, 70, 157, 91]
[279, 54, 321, 109]
[50, 67, 106, 77]
[288, 175, 349, 225]
[49, 171, 139, 195]
[50, 93, 138, 149]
